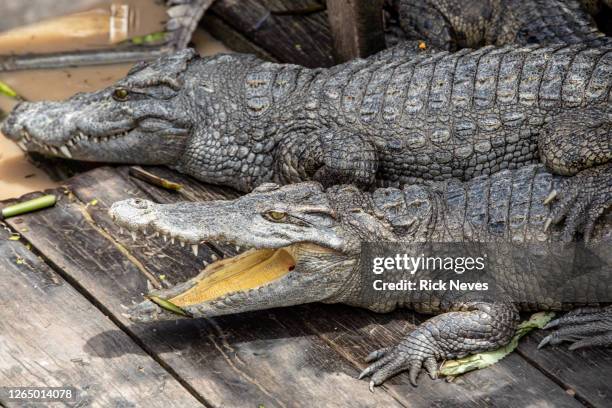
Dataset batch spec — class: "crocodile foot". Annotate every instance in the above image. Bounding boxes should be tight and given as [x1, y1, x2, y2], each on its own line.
[538, 306, 612, 350]
[359, 337, 439, 391]
[544, 163, 612, 242]
[358, 303, 518, 390]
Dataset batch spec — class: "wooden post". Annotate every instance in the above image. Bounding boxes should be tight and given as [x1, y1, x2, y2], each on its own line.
[326, 0, 385, 63]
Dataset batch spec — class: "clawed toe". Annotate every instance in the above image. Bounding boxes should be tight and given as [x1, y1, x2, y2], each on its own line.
[538, 307, 612, 350]
[359, 348, 438, 389]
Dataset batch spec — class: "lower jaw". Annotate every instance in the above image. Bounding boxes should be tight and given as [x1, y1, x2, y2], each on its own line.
[167, 245, 300, 308]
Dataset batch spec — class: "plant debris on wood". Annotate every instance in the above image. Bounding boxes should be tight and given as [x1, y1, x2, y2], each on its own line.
[1, 194, 57, 220]
[0, 80, 20, 99]
[439, 312, 555, 377]
[128, 31, 167, 45]
[146, 295, 192, 317]
[129, 166, 183, 191]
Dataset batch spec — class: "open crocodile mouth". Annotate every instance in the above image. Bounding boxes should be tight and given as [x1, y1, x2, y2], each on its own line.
[16, 128, 134, 158]
[165, 246, 299, 311]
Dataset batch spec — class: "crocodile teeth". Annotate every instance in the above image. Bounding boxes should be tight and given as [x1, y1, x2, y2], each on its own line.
[210, 254, 218, 261]
[131, 231, 137, 241]
[180, 240, 185, 248]
[235, 245, 241, 252]
[17, 141, 27, 150]
[67, 140, 75, 148]
[59, 145, 72, 158]
[191, 244, 198, 256]
[153, 232, 159, 238]
[119, 227, 124, 235]
[171, 237, 175, 244]
[50, 146, 59, 155]
[163, 235, 168, 242]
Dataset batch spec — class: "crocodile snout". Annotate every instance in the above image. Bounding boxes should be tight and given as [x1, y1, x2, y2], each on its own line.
[1, 101, 29, 140]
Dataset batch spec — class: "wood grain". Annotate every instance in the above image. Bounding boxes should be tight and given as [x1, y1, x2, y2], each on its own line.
[208, 0, 334, 67]
[327, 0, 386, 62]
[518, 331, 612, 408]
[0, 227, 201, 407]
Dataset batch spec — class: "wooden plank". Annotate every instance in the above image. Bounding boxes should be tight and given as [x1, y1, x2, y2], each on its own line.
[0, 227, 201, 408]
[201, 14, 278, 62]
[327, 0, 386, 63]
[5, 180, 405, 407]
[208, 0, 334, 67]
[517, 331, 612, 408]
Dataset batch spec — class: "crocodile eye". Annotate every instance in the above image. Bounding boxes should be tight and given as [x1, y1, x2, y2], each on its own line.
[266, 211, 286, 221]
[113, 88, 129, 101]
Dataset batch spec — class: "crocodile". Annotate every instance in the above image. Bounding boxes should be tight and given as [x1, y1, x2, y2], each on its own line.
[3, 44, 611, 230]
[109, 163, 611, 389]
[388, 0, 612, 50]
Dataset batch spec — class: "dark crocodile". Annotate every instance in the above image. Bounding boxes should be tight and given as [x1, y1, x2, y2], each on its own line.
[109, 164, 611, 389]
[3, 44, 611, 225]
[388, 0, 612, 50]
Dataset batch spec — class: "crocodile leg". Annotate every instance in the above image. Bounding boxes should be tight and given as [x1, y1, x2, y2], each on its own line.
[276, 129, 379, 188]
[539, 109, 611, 176]
[544, 162, 612, 241]
[538, 306, 612, 350]
[359, 301, 519, 389]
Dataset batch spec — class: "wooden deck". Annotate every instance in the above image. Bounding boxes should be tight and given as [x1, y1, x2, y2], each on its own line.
[1, 165, 610, 407]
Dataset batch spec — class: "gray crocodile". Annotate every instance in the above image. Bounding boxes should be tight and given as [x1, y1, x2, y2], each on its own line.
[109, 164, 611, 389]
[3, 44, 611, 229]
[389, 0, 612, 50]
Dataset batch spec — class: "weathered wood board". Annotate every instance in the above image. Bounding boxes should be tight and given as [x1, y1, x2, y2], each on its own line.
[0, 227, 201, 407]
[518, 332, 612, 407]
[204, 0, 334, 67]
[327, 0, 385, 62]
[1, 165, 610, 407]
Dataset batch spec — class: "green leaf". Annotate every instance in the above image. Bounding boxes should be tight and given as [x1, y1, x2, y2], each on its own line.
[0, 81, 18, 99]
[147, 295, 192, 317]
[439, 312, 555, 377]
[130, 31, 167, 45]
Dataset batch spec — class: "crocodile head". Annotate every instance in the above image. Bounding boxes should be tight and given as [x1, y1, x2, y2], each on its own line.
[109, 183, 396, 322]
[1, 49, 198, 164]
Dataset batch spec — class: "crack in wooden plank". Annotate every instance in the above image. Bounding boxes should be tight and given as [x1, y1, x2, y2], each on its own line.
[516, 349, 594, 408]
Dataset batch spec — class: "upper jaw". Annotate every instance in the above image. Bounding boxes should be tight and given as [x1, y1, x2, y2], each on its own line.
[15, 127, 133, 159]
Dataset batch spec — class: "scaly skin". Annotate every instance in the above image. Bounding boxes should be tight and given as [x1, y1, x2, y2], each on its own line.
[390, 0, 612, 50]
[2, 45, 611, 195]
[108, 164, 611, 389]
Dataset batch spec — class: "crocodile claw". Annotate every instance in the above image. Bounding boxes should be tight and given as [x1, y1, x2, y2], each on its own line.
[359, 345, 438, 388]
[538, 306, 612, 350]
